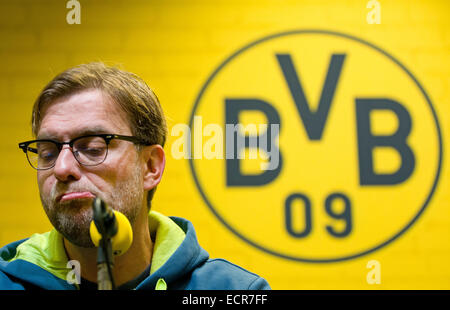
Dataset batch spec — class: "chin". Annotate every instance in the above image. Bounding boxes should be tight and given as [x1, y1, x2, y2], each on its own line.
[49, 201, 96, 248]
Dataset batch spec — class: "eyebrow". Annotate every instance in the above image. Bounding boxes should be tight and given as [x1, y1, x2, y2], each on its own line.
[37, 126, 112, 141]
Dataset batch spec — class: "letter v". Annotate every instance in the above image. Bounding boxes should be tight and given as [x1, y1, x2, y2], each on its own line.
[276, 53, 346, 140]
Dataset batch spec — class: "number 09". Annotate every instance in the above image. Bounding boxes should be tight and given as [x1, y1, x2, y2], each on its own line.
[284, 192, 352, 238]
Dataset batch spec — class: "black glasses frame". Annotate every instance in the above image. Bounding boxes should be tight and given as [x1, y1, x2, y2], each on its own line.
[18, 134, 152, 170]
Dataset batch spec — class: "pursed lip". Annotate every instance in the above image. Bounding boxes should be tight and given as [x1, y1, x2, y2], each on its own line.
[57, 191, 96, 203]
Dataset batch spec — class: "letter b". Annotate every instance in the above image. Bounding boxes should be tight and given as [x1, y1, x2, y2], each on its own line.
[356, 98, 415, 185]
[225, 99, 282, 186]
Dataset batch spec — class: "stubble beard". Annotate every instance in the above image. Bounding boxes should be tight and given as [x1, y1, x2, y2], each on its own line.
[40, 165, 144, 248]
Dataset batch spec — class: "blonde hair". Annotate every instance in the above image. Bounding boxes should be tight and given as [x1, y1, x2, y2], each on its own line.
[31, 62, 167, 207]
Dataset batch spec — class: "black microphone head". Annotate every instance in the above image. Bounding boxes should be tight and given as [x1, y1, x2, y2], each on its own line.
[92, 197, 118, 238]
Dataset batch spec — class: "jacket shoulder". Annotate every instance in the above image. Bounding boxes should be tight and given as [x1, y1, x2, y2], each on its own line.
[184, 258, 271, 290]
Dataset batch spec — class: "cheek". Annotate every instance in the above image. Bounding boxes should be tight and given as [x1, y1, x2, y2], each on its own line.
[101, 161, 137, 185]
[37, 172, 52, 193]
[86, 161, 136, 193]
[101, 148, 141, 181]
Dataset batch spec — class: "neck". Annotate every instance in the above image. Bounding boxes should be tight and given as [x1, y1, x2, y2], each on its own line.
[64, 208, 153, 287]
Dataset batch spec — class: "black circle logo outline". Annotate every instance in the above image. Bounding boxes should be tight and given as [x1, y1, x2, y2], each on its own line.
[188, 29, 443, 263]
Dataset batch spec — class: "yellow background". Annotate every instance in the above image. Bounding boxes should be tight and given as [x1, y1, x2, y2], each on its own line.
[0, 0, 449, 289]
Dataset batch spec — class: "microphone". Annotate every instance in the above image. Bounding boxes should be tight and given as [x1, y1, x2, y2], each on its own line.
[89, 197, 133, 256]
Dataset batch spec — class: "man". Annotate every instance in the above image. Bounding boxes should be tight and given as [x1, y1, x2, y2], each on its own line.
[0, 62, 270, 290]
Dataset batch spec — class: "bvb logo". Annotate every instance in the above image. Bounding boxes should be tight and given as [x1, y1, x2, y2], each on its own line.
[189, 30, 442, 262]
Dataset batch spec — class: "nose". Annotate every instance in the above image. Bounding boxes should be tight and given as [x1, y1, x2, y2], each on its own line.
[53, 146, 82, 182]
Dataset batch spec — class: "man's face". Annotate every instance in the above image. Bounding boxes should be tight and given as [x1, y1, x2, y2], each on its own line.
[37, 89, 145, 248]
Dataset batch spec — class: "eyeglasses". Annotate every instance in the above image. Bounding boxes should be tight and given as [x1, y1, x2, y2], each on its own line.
[18, 134, 152, 170]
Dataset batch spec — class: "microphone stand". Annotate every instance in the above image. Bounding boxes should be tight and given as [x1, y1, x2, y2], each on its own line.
[92, 197, 117, 290]
[97, 237, 115, 290]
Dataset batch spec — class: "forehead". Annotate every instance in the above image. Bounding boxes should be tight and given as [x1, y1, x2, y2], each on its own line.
[37, 89, 131, 139]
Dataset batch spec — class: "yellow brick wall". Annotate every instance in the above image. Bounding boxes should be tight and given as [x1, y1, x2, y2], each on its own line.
[0, 0, 449, 289]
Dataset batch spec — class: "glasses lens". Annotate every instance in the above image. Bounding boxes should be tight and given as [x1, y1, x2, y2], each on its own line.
[26, 141, 59, 169]
[73, 136, 108, 166]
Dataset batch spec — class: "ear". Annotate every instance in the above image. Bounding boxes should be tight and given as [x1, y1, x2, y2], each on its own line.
[141, 144, 166, 191]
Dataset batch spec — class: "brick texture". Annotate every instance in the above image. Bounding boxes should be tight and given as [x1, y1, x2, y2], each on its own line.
[0, 0, 449, 289]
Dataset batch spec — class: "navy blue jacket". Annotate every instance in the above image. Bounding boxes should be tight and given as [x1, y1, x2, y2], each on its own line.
[0, 211, 270, 290]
